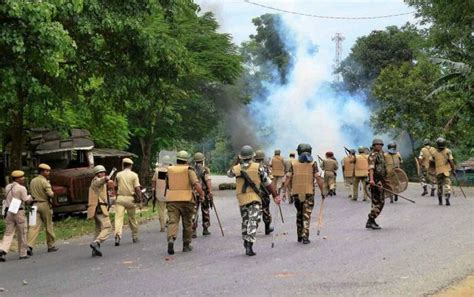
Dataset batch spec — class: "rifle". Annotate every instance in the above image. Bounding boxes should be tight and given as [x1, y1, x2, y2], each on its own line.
[371, 183, 416, 203]
[317, 155, 324, 166]
[452, 174, 467, 199]
[107, 167, 117, 211]
[344, 146, 351, 156]
[152, 189, 157, 211]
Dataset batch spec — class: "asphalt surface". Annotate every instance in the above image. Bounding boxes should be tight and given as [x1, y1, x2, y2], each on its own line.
[0, 177, 473, 297]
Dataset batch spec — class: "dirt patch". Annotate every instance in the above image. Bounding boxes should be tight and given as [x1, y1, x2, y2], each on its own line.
[432, 275, 474, 297]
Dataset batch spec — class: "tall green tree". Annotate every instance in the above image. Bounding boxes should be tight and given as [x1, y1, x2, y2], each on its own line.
[0, 1, 77, 169]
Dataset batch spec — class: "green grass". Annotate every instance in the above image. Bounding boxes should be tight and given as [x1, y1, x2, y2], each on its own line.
[0, 206, 159, 247]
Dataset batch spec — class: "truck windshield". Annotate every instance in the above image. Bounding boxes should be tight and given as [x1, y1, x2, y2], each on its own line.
[39, 150, 89, 169]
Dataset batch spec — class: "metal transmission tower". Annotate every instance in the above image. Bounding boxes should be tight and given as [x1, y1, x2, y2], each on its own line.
[332, 33, 345, 82]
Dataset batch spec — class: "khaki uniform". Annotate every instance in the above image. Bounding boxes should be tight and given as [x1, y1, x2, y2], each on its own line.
[114, 168, 140, 240]
[384, 152, 403, 202]
[228, 161, 271, 243]
[28, 175, 56, 249]
[166, 165, 199, 245]
[271, 155, 285, 193]
[152, 165, 169, 231]
[88, 176, 112, 244]
[432, 148, 454, 198]
[352, 154, 369, 201]
[419, 145, 436, 190]
[287, 160, 320, 240]
[342, 156, 355, 197]
[321, 158, 338, 195]
[0, 182, 32, 257]
[283, 157, 295, 202]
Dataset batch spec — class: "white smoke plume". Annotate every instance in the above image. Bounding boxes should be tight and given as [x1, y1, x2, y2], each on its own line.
[250, 15, 375, 163]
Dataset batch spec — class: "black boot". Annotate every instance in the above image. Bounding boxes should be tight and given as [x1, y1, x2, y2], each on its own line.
[297, 236, 302, 243]
[27, 246, 33, 256]
[431, 188, 436, 197]
[167, 241, 175, 255]
[183, 243, 193, 252]
[302, 237, 311, 244]
[445, 194, 450, 206]
[90, 242, 102, 257]
[394, 195, 398, 202]
[265, 222, 274, 235]
[421, 185, 428, 196]
[366, 217, 381, 230]
[115, 235, 120, 246]
[0, 250, 6, 262]
[202, 228, 211, 236]
[244, 241, 256, 256]
[438, 195, 443, 205]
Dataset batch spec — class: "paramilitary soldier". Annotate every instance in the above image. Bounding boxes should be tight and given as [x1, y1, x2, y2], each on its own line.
[254, 149, 274, 235]
[152, 155, 172, 232]
[270, 149, 285, 196]
[192, 152, 213, 238]
[283, 143, 324, 244]
[0, 170, 33, 261]
[114, 158, 142, 246]
[418, 139, 437, 197]
[284, 151, 296, 203]
[88, 165, 113, 257]
[384, 142, 403, 203]
[28, 163, 58, 255]
[321, 151, 338, 196]
[432, 138, 456, 206]
[352, 147, 369, 202]
[227, 145, 281, 256]
[342, 149, 356, 198]
[166, 150, 205, 255]
[366, 138, 387, 230]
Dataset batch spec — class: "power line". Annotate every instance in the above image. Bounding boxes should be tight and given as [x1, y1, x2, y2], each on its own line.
[243, 0, 415, 20]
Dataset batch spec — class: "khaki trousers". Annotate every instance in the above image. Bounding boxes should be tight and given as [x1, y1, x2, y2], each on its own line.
[157, 201, 168, 230]
[167, 201, 195, 245]
[344, 177, 353, 197]
[94, 213, 112, 243]
[272, 176, 284, 193]
[0, 210, 28, 257]
[28, 202, 55, 248]
[114, 195, 138, 239]
[353, 177, 368, 200]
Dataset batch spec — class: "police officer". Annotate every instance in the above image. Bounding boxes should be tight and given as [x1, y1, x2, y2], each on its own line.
[384, 142, 403, 203]
[283, 144, 324, 244]
[342, 149, 355, 198]
[192, 152, 213, 238]
[352, 147, 369, 201]
[270, 149, 285, 196]
[254, 149, 274, 235]
[227, 145, 281, 256]
[88, 165, 113, 257]
[0, 170, 33, 261]
[321, 151, 338, 196]
[432, 138, 456, 206]
[27, 163, 58, 255]
[114, 158, 142, 246]
[166, 151, 205, 255]
[366, 138, 387, 230]
[284, 151, 296, 203]
[418, 139, 437, 197]
[152, 155, 172, 232]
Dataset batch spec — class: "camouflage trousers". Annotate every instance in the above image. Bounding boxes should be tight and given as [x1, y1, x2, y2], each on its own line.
[437, 174, 452, 197]
[240, 202, 261, 243]
[260, 195, 272, 224]
[293, 194, 315, 239]
[369, 185, 385, 219]
[420, 167, 436, 189]
[192, 199, 210, 231]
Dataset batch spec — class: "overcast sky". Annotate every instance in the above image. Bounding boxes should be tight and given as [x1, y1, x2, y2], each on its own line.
[196, 0, 417, 60]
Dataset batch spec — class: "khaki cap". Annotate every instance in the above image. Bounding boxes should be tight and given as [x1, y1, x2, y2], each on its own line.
[122, 158, 134, 165]
[11, 170, 25, 178]
[38, 163, 51, 170]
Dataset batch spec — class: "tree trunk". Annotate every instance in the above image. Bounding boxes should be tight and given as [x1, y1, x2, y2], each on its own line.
[138, 134, 153, 187]
[10, 88, 25, 171]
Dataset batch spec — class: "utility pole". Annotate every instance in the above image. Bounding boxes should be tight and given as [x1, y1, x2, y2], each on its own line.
[331, 32, 345, 82]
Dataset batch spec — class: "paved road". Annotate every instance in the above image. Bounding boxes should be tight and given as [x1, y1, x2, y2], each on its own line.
[0, 177, 473, 297]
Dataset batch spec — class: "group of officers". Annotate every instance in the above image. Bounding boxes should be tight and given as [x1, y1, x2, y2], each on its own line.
[0, 136, 458, 260]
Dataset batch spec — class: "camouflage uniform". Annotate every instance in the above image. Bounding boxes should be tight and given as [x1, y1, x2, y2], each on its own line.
[432, 147, 454, 205]
[286, 160, 321, 242]
[227, 161, 272, 244]
[418, 145, 437, 196]
[258, 162, 272, 226]
[192, 164, 211, 236]
[368, 150, 387, 221]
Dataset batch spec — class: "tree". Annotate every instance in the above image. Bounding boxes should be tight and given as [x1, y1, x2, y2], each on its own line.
[0, 1, 77, 169]
[337, 24, 423, 93]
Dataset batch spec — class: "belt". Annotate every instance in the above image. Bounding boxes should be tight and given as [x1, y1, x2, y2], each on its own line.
[98, 202, 108, 206]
